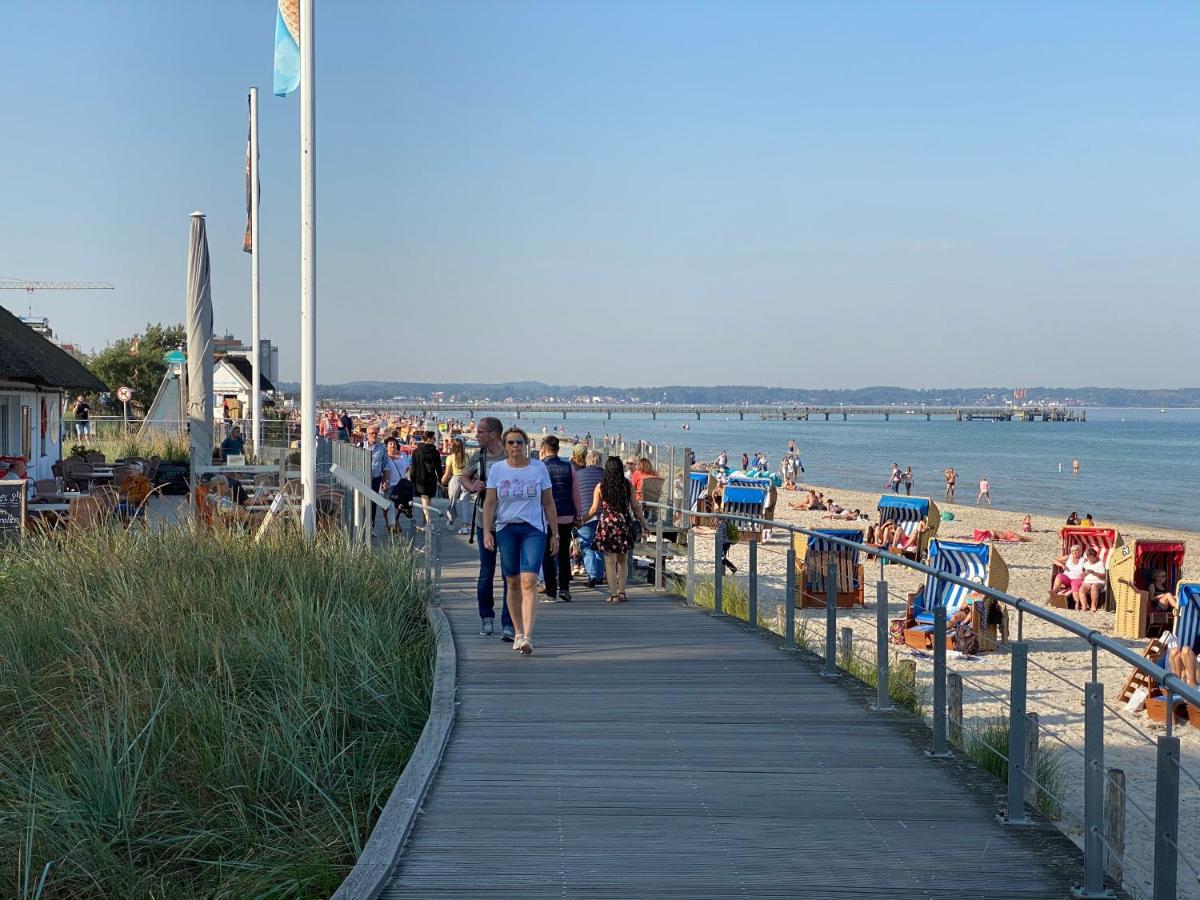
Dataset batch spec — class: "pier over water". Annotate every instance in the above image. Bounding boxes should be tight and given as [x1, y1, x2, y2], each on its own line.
[364, 401, 1085, 422]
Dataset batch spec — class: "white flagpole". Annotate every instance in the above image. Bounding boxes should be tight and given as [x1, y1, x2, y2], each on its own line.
[249, 86, 262, 461]
[299, 0, 317, 538]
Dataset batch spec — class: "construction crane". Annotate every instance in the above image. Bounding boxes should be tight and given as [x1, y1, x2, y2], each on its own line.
[0, 276, 114, 316]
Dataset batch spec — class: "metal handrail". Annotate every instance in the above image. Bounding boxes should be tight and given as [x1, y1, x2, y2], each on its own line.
[645, 499, 1200, 709]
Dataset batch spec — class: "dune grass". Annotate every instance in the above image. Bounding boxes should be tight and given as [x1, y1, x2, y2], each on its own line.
[0, 526, 433, 899]
[963, 716, 1066, 820]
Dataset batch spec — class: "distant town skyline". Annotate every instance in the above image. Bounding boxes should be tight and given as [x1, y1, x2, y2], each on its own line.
[2, 1, 1196, 388]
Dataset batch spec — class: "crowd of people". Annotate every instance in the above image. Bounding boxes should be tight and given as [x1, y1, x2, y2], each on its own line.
[459, 419, 656, 655]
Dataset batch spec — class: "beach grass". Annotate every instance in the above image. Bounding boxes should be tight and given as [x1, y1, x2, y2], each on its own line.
[66, 431, 192, 465]
[962, 717, 1066, 820]
[0, 525, 432, 899]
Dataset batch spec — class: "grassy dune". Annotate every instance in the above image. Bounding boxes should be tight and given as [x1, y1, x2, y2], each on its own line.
[0, 527, 432, 899]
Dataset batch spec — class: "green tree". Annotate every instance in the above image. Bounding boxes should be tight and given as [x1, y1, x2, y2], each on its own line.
[86, 323, 186, 413]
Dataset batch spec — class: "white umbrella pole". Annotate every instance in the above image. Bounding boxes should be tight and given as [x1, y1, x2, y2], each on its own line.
[249, 86, 262, 461]
[299, 0, 317, 539]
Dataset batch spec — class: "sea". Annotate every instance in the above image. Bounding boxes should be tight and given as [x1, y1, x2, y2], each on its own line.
[455, 407, 1200, 533]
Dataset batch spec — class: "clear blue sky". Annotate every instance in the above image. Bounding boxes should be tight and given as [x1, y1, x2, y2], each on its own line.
[2, 1, 1196, 388]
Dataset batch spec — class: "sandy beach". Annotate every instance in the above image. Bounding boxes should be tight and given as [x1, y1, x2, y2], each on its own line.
[665, 484, 1200, 899]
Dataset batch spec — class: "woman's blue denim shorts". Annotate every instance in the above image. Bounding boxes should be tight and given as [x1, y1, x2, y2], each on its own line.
[496, 521, 547, 576]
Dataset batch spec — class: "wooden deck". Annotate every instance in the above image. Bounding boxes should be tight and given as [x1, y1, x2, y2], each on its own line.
[382, 534, 1085, 899]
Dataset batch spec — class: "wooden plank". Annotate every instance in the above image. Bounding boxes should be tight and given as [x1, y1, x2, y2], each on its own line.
[377, 532, 1087, 899]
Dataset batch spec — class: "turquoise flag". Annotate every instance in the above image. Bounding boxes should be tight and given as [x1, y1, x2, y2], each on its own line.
[273, 0, 300, 96]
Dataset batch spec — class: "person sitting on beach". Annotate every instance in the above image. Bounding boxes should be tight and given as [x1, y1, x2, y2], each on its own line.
[1065, 511, 1080, 526]
[1078, 547, 1107, 613]
[1020, 515, 1032, 533]
[788, 490, 822, 511]
[1119, 569, 1177, 615]
[1171, 627, 1199, 689]
[890, 520, 927, 553]
[866, 520, 897, 549]
[1080, 513, 1094, 526]
[1053, 544, 1087, 607]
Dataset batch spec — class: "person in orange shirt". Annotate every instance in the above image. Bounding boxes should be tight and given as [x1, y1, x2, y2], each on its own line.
[119, 463, 153, 520]
[629, 457, 656, 501]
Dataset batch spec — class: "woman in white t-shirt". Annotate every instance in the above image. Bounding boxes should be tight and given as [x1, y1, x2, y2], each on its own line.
[1053, 544, 1086, 608]
[1078, 547, 1107, 612]
[483, 427, 559, 656]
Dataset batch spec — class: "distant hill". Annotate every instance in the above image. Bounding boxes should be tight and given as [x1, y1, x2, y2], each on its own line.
[271, 381, 1200, 408]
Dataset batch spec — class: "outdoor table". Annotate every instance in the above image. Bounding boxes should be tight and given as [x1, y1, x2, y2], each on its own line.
[28, 503, 71, 516]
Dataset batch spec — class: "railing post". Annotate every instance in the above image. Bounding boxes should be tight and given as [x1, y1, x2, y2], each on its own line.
[747, 540, 758, 630]
[783, 538, 797, 651]
[1002, 642, 1032, 824]
[1152, 735, 1180, 900]
[822, 561, 838, 677]
[1072, 681, 1114, 897]
[713, 520, 724, 617]
[654, 513, 664, 592]
[686, 522, 695, 605]
[874, 578, 893, 711]
[929, 606, 949, 757]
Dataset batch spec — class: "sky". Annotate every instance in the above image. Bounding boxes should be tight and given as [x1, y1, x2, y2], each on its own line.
[1, 1, 1197, 389]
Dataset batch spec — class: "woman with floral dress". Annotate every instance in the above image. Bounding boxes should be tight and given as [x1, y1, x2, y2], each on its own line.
[585, 456, 650, 603]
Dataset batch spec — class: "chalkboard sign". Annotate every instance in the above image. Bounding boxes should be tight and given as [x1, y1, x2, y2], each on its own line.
[0, 479, 27, 544]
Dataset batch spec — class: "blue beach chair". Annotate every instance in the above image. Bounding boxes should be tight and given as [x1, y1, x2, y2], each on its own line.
[688, 471, 709, 511]
[720, 477, 772, 542]
[792, 529, 865, 608]
[904, 539, 1009, 652]
[876, 495, 939, 559]
[1143, 585, 1200, 725]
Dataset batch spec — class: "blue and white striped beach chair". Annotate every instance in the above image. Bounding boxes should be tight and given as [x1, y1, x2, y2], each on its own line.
[721, 477, 772, 542]
[688, 471, 709, 511]
[904, 540, 1008, 651]
[1143, 585, 1200, 723]
[876, 495, 939, 558]
[793, 529, 865, 608]
[1176, 584, 1200, 659]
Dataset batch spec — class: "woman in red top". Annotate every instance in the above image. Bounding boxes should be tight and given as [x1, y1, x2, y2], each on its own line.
[629, 457, 656, 501]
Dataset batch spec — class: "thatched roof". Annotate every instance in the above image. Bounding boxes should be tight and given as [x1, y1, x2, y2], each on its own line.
[0, 303, 108, 392]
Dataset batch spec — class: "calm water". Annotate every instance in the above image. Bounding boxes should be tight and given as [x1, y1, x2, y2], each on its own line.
[464, 408, 1200, 532]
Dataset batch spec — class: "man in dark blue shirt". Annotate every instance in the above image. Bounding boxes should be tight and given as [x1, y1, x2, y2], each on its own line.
[220, 426, 246, 460]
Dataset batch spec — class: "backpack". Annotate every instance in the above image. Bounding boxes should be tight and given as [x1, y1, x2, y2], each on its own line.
[952, 620, 979, 656]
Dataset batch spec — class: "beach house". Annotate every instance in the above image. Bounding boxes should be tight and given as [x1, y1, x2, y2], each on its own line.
[213, 353, 276, 422]
[0, 303, 108, 480]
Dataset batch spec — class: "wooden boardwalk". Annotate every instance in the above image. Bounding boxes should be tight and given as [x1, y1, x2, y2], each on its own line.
[382, 534, 1084, 899]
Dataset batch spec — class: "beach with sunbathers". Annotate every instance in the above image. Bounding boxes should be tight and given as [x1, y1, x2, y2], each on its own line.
[675, 490, 1200, 899]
